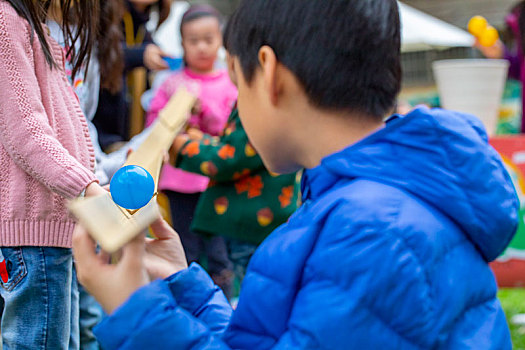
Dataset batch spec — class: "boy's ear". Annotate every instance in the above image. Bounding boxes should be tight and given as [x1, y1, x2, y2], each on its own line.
[258, 46, 279, 105]
[226, 53, 237, 86]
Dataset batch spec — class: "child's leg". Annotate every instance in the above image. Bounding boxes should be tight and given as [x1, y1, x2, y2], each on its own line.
[227, 239, 258, 283]
[0, 247, 79, 350]
[69, 267, 80, 350]
[165, 191, 204, 263]
[78, 283, 104, 350]
[205, 236, 234, 300]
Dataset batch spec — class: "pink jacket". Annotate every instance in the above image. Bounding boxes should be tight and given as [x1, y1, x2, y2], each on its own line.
[0, 2, 96, 248]
[146, 68, 237, 193]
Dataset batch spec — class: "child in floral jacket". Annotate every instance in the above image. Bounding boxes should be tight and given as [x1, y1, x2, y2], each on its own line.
[172, 107, 300, 281]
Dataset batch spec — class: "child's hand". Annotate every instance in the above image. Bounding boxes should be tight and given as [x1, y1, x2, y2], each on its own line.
[473, 38, 504, 59]
[169, 134, 190, 165]
[144, 44, 169, 71]
[72, 225, 150, 314]
[187, 128, 204, 141]
[144, 218, 188, 280]
[84, 182, 107, 197]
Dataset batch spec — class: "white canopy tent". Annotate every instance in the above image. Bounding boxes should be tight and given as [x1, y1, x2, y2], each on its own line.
[399, 2, 475, 52]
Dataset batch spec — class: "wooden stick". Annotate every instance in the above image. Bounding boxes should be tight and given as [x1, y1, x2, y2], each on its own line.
[69, 88, 196, 253]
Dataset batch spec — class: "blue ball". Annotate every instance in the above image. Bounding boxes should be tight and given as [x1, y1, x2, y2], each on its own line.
[110, 165, 155, 210]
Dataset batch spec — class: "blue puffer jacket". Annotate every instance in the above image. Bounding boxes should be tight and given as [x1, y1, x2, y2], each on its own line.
[95, 107, 518, 349]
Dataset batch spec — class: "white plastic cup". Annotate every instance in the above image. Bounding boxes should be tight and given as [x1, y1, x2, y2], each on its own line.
[432, 59, 509, 136]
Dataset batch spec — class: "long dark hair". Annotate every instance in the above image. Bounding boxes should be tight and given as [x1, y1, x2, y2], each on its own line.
[98, 0, 124, 93]
[6, 0, 99, 80]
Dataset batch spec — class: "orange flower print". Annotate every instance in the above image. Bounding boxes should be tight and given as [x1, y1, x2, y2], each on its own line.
[214, 197, 229, 215]
[200, 161, 218, 176]
[245, 143, 257, 157]
[235, 175, 263, 198]
[233, 169, 250, 180]
[218, 145, 235, 160]
[203, 138, 211, 146]
[182, 141, 200, 157]
[279, 186, 294, 208]
[257, 208, 274, 227]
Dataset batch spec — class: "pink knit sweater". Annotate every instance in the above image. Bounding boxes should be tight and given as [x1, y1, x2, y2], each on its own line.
[0, 2, 96, 248]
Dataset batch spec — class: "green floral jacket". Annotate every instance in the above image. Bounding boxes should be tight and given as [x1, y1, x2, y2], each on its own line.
[176, 109, 300, 244]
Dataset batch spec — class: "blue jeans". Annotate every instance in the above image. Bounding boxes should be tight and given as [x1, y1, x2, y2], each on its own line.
[78, 283, 104, 350]
[0, 247, 79, 350]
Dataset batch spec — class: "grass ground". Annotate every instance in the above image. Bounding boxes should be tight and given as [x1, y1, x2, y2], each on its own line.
[499, 288, 525, 349]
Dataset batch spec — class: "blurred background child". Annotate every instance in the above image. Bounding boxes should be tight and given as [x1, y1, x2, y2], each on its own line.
[93, 0, 171, 151]
[169, 26, 300, 299]
[145, 4, 237, 296]
[172, 106, 300, 297]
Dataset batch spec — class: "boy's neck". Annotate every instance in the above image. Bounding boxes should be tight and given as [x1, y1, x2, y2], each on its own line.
[292, 106, 385, 169]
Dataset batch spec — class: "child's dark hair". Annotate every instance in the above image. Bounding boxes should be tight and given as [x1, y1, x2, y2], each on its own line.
[6, 0, 99, 80]
[228, 0, 401, 119]
[180, 4, 223, 37]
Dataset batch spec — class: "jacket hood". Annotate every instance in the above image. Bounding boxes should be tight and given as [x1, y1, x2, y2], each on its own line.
[305, 107, 519, 262]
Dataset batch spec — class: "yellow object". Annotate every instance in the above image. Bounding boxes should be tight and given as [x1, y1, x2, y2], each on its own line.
[468, 16, 488, 37]
[479, 26, 499, 47]
[468, 16, 500, 47]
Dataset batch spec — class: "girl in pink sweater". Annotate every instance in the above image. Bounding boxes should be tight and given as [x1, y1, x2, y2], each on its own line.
[145, 5, 237, 296]
[0, 1, 105, 348]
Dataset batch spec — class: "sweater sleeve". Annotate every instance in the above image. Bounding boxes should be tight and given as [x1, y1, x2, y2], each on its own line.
[124, 44, 146, 72]
[0, 8, 96, 198]
[176, 118, 264, 182]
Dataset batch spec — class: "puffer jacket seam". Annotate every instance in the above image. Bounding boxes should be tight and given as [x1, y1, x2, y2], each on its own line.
[445, 295, 501, 339]
[305, 193, 434, 348]
[431, 116, 487, 250]
[361, 303, 426, 349]
[363, 197, 435, 348]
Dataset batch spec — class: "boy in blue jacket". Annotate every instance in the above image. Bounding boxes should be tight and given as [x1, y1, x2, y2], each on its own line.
[73, 1, 519, 348]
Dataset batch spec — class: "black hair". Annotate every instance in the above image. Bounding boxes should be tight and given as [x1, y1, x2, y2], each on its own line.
[6, 0, 99, 80]
[180, 4, 223, 37]
[228, 0, 402, 119]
